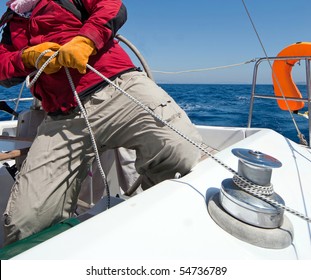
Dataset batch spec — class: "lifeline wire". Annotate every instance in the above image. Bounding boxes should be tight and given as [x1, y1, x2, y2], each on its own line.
[151, 59, 256, 75]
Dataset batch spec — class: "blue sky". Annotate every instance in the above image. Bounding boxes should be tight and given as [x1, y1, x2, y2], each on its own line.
[121, 0, 311, 84]
[1, 0, 310, 84]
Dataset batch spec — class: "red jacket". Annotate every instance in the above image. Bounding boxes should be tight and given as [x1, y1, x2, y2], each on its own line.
[0, 0, 135, 113]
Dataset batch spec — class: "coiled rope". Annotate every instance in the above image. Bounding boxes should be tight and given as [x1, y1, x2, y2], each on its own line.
[233, 176, 310, 221]
[26, 50, 311, 223]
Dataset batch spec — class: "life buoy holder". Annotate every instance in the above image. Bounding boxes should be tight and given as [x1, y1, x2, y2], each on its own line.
[272, 42, 311, 111]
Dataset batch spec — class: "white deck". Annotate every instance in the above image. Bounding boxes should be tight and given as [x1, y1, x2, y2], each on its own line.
[12, 128, 311, 260]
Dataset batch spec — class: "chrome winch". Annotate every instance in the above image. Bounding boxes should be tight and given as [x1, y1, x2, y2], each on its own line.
[219, 148, 285, 228]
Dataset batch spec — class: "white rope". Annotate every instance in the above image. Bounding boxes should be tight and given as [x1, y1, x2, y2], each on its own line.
[233, 176, 311, 222]
[26, 50, 59, 88]
[86, 63, 311, 223]
[24, 50, 311, 223]
[26, 51, 111, 209]
[64, 67, 111, 209]
[152, 59, 256, 75]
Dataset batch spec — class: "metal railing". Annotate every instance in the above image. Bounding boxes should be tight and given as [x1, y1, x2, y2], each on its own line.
[247, 56, 311, 147]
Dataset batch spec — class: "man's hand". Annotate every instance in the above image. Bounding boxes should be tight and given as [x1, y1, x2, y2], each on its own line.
[22, 42, 62, 74]
[57, 36, 97, 74]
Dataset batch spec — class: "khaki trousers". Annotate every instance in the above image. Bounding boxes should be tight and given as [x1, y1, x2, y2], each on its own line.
[3, 71, 203, 245]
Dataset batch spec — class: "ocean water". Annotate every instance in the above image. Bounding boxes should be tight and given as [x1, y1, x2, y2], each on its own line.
[0, 83, 309, 144]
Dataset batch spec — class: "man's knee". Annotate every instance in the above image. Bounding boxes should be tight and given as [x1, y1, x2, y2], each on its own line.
[3, 210, 33, 246]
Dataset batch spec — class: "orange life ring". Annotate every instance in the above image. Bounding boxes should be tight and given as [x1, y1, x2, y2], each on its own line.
[272, 42, 311, 111]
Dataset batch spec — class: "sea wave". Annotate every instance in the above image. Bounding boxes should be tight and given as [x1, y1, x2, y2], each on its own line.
[0, 83, 309, 143]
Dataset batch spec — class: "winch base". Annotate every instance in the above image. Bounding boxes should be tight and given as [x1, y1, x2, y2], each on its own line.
[207, 192, 294, 249]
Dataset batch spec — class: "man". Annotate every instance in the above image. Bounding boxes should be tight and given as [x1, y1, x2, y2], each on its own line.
[0, 0, 203, 245]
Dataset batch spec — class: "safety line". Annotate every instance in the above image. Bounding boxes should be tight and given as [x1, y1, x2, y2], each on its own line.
[152, 59, 256, 74]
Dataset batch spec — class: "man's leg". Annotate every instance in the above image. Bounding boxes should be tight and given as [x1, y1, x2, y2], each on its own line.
[3, 111, 93, 245]
[83, 71, 204, 189]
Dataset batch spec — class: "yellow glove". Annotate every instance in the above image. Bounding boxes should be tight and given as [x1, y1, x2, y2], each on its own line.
[22, 42, 62, 74]
[58, 36, 97, 74]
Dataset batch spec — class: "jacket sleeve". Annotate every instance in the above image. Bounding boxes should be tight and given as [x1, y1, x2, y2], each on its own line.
[78, 0, 127, 50]
[0, 22, 32, 88]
